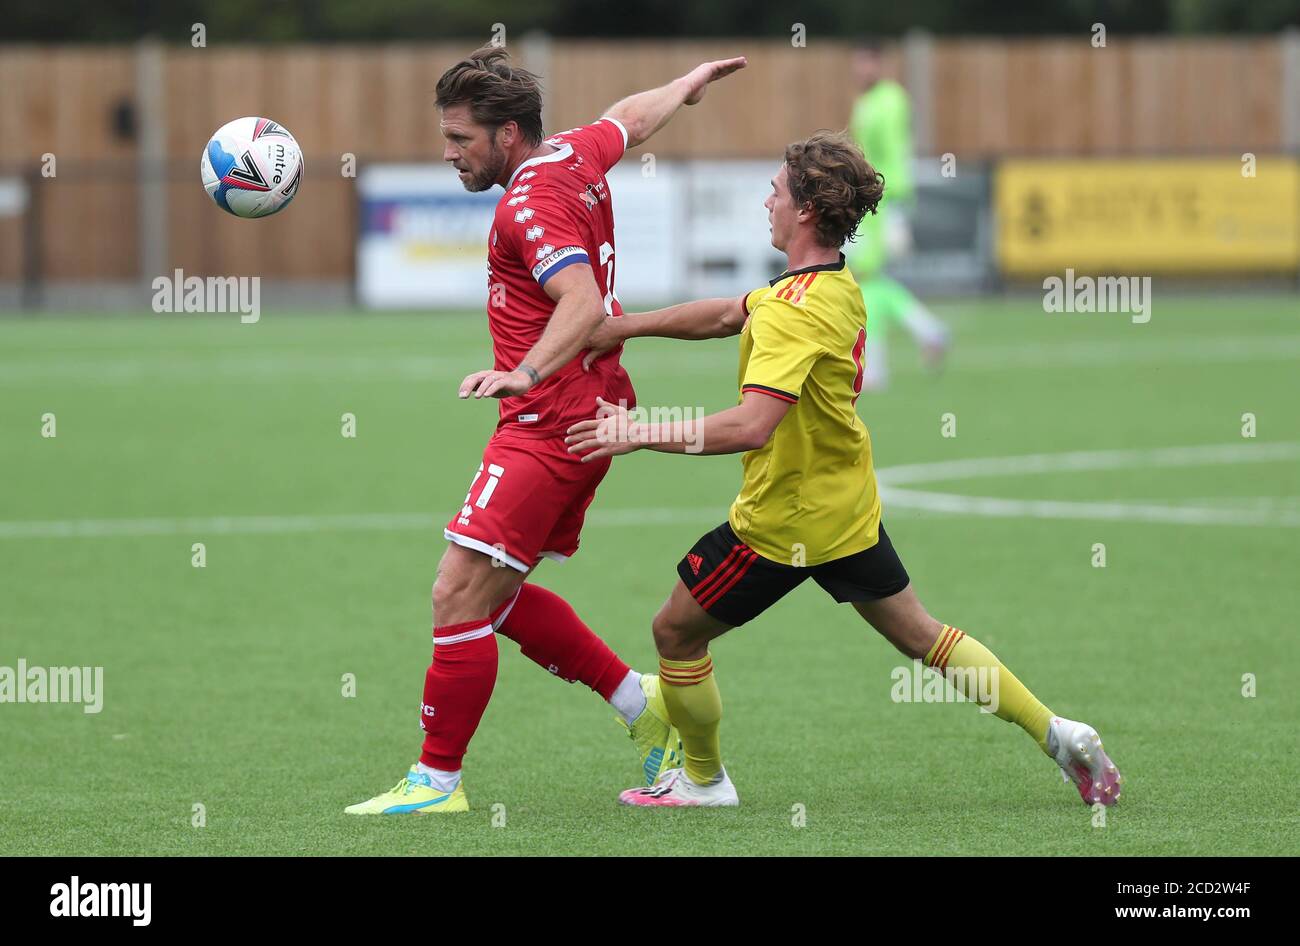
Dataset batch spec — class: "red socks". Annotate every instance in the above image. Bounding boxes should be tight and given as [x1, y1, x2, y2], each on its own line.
[417, 585, 627, 772]
[418, 618, 498, 772]
[493, 583, 628, 701]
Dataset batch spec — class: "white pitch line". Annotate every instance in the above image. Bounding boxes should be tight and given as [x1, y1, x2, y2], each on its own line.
[948, 334, 1300, 370]
[878, 441, 1300, 527]
[1, 443, 1297, 539]
[1143, 496, 1300, 509]
[879, 487, 1300, 527]
[877, 441, 1300, 486]
[0, 511, 436, 539]
[0, 507, 723, 540]
[0, 334, 1297, 385]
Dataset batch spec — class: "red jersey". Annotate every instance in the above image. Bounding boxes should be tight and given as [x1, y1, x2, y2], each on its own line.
[485, 117, 635, 436]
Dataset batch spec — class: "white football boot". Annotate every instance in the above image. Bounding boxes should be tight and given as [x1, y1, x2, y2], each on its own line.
[1047, 716, 1123, 807]
[618, 766, 740, 808]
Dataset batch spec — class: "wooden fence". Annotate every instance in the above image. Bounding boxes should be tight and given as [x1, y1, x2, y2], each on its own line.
[0, 37, 1292, 284]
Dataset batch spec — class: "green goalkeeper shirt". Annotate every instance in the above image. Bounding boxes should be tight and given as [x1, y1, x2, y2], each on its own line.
[849, 79, 914, 208]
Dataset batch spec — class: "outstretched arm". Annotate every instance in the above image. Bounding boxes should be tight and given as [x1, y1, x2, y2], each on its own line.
[618, 296, 748, 340]
[582, 295, 746, 369]
[603, 57, 747, 149]
[565, 393, 790, 460]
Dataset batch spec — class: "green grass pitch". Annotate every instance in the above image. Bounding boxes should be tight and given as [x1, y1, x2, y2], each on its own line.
[1, 295, 1298, 855]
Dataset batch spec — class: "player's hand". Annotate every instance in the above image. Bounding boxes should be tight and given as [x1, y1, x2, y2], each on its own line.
[582, 317, 625, 371]
[458, 368, 533, 399]
[564, 396, 644, 462]
[681, 56, 747, 106]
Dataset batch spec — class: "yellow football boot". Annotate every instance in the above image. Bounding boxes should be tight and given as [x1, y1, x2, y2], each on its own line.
[344, 765, 469, 815]
[620, 673, 684, 785]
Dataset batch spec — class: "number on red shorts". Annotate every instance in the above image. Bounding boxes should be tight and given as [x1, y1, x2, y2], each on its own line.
[475, 463, 505, 509]
[460, 462, 506, 522]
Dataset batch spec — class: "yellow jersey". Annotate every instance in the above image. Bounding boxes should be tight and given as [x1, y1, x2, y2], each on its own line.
[728, 255, 881, 566]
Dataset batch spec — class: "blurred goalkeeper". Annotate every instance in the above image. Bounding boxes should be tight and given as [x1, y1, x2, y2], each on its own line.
[847, 39, 949, 389]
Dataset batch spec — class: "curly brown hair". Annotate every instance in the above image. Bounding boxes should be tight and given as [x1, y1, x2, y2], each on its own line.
[783, 131, 884, 248]
[435, 45, 544, 146]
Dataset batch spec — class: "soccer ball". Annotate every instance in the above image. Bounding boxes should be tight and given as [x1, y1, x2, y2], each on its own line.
[201, 117, 304, 218]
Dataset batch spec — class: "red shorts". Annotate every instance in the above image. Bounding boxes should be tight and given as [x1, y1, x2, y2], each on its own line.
[443, 430, 612, 572]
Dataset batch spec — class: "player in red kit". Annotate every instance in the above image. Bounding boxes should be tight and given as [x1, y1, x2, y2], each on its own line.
[347, 45, 747, 814]
[452, 121, 632, 566]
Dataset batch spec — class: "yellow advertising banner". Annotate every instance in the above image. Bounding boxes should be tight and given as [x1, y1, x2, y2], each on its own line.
[995, 158, 1300, 275]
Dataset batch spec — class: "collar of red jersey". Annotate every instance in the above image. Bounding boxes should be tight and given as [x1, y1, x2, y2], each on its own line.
[507, 142, 575, 189]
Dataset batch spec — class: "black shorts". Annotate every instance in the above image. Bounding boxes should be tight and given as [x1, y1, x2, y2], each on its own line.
[676, 521, 911, 627]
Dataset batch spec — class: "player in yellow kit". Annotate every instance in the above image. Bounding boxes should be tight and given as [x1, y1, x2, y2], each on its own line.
[567, 131, 1121, 808]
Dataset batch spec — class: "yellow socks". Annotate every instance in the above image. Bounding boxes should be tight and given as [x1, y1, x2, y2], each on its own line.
[659, 655, 723, 784]
[657, 628, 1052, 785]
[925, 625, 1055, 755]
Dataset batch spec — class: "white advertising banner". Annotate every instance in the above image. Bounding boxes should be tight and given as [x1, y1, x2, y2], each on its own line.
[357, 164, 496, 308]
[602, 161, 684, 305]
[358, 161, 691, 309]
[357, 160, 792, 309]
[681, 160, 788, 297]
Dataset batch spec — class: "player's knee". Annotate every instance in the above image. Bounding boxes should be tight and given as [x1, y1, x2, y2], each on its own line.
[875, 610, 939, 660]
[857, 597, 942, 660]
[651, 608, 690, 660]
[431, 566, 476, 626]
[903, 616, 944, 660]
